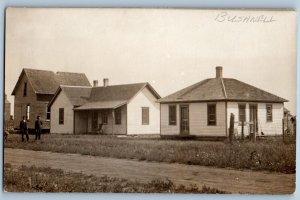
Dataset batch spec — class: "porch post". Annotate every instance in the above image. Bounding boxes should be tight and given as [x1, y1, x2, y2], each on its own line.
[86, 111, 89, 134]
[73, 109, 75, 134]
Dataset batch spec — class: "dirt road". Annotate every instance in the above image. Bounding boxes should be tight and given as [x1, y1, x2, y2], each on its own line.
[4, 148, 295, 194]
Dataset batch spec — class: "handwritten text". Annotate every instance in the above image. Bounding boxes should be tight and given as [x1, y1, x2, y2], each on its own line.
[215, 11, 276, 23]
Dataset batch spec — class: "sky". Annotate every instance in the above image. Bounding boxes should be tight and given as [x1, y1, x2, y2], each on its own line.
[5, 8, 297, 114]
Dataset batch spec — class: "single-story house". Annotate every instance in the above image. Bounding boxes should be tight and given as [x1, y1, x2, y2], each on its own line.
[48, 79, 161, 135]
[158, 66, 288, 138]
[11, 68, 91, 131]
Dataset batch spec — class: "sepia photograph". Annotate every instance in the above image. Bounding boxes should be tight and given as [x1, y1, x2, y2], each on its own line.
[3, 8, 297, 194]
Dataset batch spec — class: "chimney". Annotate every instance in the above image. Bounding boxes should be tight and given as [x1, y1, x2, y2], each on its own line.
[216, 66, 223, 78]
[103, 78, 109, 87]
[93, 80, 98, 87]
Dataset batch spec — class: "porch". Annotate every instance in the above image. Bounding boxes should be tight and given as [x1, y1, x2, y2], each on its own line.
[73, 101, 127, 135]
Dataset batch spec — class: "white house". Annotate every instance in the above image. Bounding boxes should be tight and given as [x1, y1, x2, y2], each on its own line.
[48, 85, 92, 134]
[158, 66, 287, 138]
[48, 79, 161, 135]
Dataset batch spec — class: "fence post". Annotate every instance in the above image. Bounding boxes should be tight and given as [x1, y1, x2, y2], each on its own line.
[241, 120, 244, 141]
[282, 118, 285, 142]
[253, 121, 256, 143]
[229, 113, 235, 144]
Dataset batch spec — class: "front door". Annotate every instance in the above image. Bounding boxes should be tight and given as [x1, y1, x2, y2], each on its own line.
[180, 105, 189, 135]
[249, 105, 258, 134]
[92, 111, 98, 131]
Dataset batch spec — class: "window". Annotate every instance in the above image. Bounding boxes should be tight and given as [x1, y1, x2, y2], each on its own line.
[102, 112, 108, 124]
[169, 105, 177, 125]
[142, 107, 149, 125]
[207, 104, 216, 126]
[115, 108, 121, 125]
[266, 104, 273, 122]
[59, 108, 64, 125]
[26, 105, 30, 120]
[238, 104, 246, 122]
[23, 82, 27, 96]
[46, 105, 51, 120]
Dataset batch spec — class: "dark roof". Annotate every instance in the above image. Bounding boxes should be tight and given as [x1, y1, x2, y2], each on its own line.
[12, 68, 91, 95]
[223, 78, 287, 102]
[48, 85, 92, 108]
[49, 82, 161, 109]
[63, 86, 92, 106]
[158, 78, 287, 103]
[89, 83, 152, 102]
[55, 72, 91, 87]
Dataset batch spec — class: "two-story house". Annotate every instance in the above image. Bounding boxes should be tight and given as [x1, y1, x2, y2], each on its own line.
[11, 68, 91, 132]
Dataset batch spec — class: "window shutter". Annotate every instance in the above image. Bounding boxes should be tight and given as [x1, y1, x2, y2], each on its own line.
[142, 107, 149, 125]
[59, 108, 64, 124]
[169, 105, 176, 125]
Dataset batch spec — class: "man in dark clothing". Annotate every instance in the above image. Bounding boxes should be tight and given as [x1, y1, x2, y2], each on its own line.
[35, 116, 43, 140]
[19, 116, 29, 142]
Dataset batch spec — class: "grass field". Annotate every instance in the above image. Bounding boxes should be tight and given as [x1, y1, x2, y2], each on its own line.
[4, 163, 228, 193]
[5, 134, 296, 173]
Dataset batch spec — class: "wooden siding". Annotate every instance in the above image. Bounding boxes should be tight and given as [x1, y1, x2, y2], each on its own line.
[189, 102, 226, 136]
[161, 102, 226, 136]
[227, 102, 284, 136]
[127, 87, 160, 135]
[36, 94, 54, 101]
[74, 111, 88, 134]
[161, 104, 180, 135]
[50, 91, 74, 134]
[257, 103, 284, 135]
[13, 73, 51, 129]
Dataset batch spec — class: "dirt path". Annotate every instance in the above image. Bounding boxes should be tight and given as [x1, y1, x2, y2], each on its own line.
[4, 148, 295, 194]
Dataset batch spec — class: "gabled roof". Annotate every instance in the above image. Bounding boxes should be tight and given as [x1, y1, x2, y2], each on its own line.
[48, 85, 92, 108]
[49, 82, 161, 110]
[158, 78, 287, 103]
[88, 82, 160, 102]
[55, 72, 91, 87]
[12, 68, 91, 95]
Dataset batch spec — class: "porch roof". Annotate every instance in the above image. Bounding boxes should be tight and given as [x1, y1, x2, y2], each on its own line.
[74, 100, 127, 110]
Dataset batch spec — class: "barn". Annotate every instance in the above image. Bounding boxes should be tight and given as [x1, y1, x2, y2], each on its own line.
[158, 66, 288, 138]
[48, 79, 161, 135]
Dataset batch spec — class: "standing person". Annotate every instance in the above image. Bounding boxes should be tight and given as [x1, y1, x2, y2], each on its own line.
[19, 116, 29, 142]
[35, 116, 43, 140]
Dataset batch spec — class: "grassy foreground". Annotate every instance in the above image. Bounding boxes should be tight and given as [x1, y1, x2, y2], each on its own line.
[4, 163, 228, 193]
[5, 134, 296, 173]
